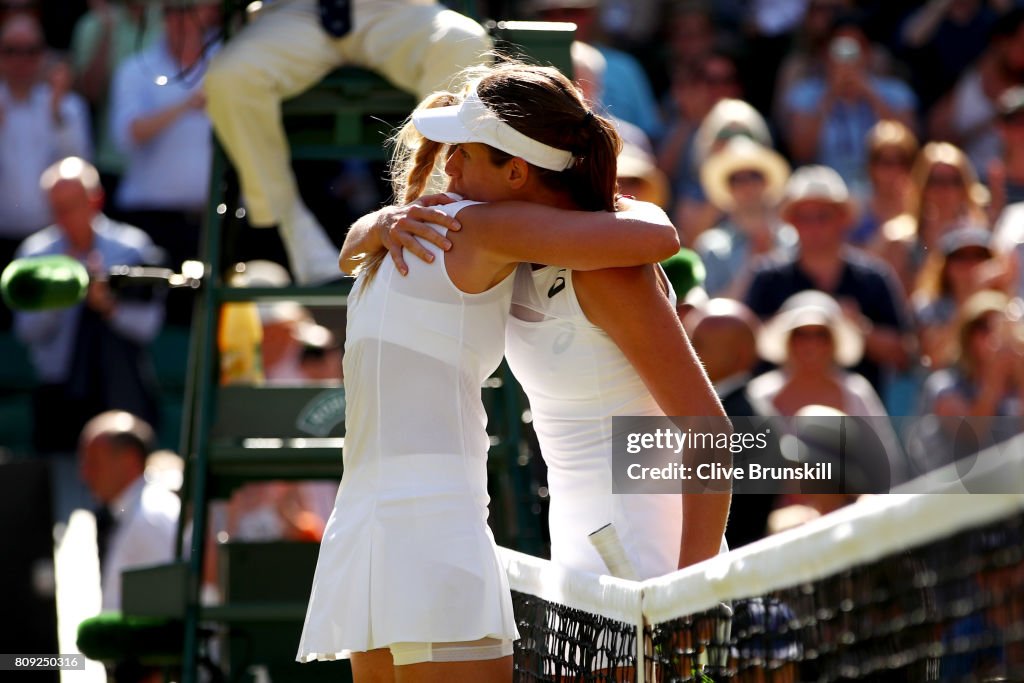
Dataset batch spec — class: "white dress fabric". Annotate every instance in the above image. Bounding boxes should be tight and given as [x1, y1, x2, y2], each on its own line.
[504, 266, 683, 579]
[297, 201, 519, 660]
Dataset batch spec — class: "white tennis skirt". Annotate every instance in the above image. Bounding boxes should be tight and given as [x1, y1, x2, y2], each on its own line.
[296, 455, 519, 661]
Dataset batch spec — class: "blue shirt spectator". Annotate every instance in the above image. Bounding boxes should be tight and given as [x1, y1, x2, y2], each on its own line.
[15, 212, 164, 384]
[14, 157, 164, 455]
[0, 15, 92, 245]
[785, 74, 916, 196]
[109, 36, 214, 212]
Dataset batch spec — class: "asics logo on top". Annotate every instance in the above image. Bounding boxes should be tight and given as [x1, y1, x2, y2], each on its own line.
[548, 270, 567, 298]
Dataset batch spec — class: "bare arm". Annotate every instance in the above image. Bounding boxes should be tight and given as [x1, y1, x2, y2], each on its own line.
[342, 197, 680, 277]
[459, 198, 678, 271]
[573, 266, 731, 568]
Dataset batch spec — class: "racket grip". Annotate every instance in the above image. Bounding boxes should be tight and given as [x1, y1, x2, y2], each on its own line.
[588, 523, 639, 580]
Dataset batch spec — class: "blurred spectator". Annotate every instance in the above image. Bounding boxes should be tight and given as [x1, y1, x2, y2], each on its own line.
[898, 0, 1011, 112]
[913, 290, 1024, 474]
[773, 0, 853, 123]
[14, 157, 164, 455]
[260, 301, 314, 382]
[695, 136, 794, 299]
[0, 0, 38, 25]
[749, 290, 886, 417]
[782, 18, 916, 199]
[750, 292, 909, 495]
[655, 63, 711, 238]
[69, 0, 163, 193]
[661, 90, 761, 246]
[77, 409, 179, 611]
[993, 199, 1024, 298]
[929, 8, 1024, 176]
[851, 119, 919, 247]
[913, 227, 1011, 369]
[226, 480, 326, 544]
[744, 165, 914, 396]
[595, 0, 662, 50]
[203, 0, 491, 286]
[666, 1, 716, 70]
[571, 40, 651, 153]
[692, 98, 772, 181]
[877, 141, 989, 295]
[224, 258, 316, 382]
[649, 0, 717, 94]
[985, 85, 1024, 219]
[108, 0, 219, 282]
[921, 290, 1024, 417]
[295, 322, 342, 382]
[617, 142, 669, 209]
[531, 0, 662, 140]
[0, 14, 91, 278]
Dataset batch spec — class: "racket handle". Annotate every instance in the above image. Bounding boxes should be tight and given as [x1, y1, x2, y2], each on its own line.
[588, 523, 639, 580]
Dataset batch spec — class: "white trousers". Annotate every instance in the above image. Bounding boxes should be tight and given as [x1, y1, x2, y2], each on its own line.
[204, 0, 491, 230]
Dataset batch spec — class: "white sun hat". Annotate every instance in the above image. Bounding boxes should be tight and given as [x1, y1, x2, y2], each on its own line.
[700, 136, 790, 211]
[757, 290, 864, 367]
[412, 84, 576, 172]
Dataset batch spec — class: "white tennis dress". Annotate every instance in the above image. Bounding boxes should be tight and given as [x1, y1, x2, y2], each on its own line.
[297, 200, 519, 661]
[505, 265, 683, 579]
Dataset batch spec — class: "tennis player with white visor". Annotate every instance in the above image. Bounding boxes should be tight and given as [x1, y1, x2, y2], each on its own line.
[336, 62, 731, 590]
[298, 62, 692, 683]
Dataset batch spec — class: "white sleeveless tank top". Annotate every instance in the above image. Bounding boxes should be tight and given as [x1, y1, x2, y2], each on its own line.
[298, 200, 519, 659]
[505, 265, 683, 579]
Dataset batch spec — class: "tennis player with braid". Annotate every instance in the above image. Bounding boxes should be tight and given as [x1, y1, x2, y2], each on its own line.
[297, 63, 681, 682]
[340, 62, 731, 583]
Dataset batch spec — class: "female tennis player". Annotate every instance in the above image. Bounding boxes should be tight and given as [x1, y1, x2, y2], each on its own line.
[297, 63, 680, 683]
[341, 72, 732, 582]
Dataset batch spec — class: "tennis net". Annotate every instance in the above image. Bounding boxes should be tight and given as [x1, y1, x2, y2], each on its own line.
[501, 478, 1024, 681]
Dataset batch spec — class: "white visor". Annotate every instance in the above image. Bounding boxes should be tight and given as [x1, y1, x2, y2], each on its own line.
[412, 85, 576, 172]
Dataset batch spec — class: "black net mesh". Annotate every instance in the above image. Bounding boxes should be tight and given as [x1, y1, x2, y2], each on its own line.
[509, 508, 1024, 682]
[512, 589, 638, 682]
[645, 511, 1024, 682]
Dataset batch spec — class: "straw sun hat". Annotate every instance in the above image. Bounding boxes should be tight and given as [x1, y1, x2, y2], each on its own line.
[700, 136, 790, 212]
[757, 290, 864, 367]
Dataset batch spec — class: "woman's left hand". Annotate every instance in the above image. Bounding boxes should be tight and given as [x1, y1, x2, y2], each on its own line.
[380, 195, 461, 275]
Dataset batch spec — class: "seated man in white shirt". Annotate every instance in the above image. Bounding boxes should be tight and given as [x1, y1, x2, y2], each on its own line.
[77, 410, 180, 612]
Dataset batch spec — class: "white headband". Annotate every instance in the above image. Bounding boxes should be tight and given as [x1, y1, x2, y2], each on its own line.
[412, 85, 576, 172]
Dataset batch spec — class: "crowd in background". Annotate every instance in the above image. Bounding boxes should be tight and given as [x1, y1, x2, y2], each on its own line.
[2, 0, 1024, 545]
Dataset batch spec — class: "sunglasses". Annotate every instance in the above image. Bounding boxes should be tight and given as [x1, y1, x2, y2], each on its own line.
[790, 327, 833, 341]
[727, 170, 766, 186]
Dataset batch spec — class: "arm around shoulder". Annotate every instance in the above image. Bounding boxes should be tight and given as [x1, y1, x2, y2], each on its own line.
[459, 199, 678, 272]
